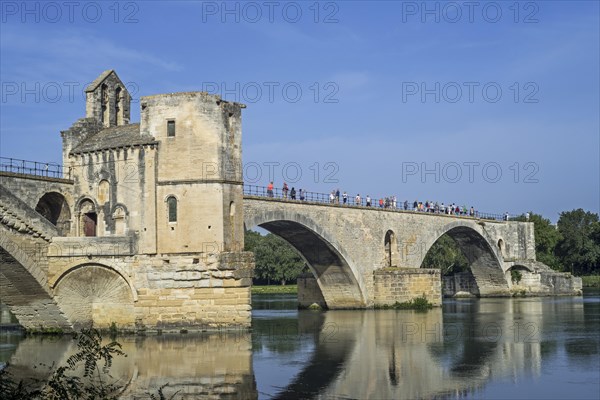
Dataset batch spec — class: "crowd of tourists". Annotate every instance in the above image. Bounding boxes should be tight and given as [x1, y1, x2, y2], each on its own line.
[264, 182, 490, 218]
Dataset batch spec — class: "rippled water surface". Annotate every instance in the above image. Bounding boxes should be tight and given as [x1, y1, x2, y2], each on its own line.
[1, 291, 599, 399]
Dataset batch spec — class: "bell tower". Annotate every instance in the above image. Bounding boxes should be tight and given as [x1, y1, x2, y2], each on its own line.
[85, 70, 131, 128]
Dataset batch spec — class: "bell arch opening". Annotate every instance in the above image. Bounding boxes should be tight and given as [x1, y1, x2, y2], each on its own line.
[247, 219, 365, 309]
[35, 192, 71, 236]
[421, 226, 509, 297]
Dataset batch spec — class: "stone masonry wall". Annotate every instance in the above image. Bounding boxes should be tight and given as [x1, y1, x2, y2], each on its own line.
[373, 268, 441, 307]
[297, 274, 327, 308]
[442, 271, 479, 297]
[47, 250, 254, 331]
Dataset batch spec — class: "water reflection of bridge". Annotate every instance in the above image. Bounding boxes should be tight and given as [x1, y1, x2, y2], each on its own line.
[3, 296, 597, 399]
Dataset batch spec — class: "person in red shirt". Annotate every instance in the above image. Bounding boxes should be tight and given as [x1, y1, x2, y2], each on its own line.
[267, 182, 274, 197]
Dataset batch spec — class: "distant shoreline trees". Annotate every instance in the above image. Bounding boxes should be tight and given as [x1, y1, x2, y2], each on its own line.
[244, 230, 307, 286]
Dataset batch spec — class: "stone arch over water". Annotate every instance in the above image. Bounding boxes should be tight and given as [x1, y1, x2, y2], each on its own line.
[420, 221, 509, 296]
[245, 212, 365, 309]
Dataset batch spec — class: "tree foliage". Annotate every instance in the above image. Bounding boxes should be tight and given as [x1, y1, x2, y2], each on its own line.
[513, 209, 600, 275]
[555, 209, 600, 275]
[245, 230, 307, 285]
[421, 234, 469, 275]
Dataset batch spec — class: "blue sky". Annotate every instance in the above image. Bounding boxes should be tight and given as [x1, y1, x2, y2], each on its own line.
[1, 1, 598, 221]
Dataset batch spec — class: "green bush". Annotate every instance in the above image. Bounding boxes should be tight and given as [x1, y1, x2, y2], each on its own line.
[375, 295, 434, 311]
[581, 275, 600, 287]
[511, 270, 523, 285]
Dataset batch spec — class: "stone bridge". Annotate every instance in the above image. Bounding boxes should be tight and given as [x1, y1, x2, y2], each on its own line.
[0, 170, 583, 330]
[244, 195, 581, 309]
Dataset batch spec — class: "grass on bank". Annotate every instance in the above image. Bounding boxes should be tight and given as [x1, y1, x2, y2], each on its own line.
[581, 275, 600, 288]
[374, 295, 434, 311]
[251, 284, 298, 295]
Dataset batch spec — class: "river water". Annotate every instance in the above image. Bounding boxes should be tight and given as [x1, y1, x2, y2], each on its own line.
[1, 291, 599, 399]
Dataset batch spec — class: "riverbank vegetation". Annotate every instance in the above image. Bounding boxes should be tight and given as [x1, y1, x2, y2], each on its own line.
[252, 285, 298, 294]
[581, 275, 600, 287]
[374, 295, 434, 310]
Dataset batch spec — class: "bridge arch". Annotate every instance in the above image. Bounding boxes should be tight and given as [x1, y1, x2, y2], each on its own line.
[245, 212, 366, 309]
[0, 224, 73, 330]
[35, 191, 71, 236]
[421, 220, 509, 296]
[53, 263, 136, 329]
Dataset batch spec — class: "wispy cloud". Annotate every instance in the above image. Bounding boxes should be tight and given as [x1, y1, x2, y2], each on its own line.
[0, 26, 182, 83]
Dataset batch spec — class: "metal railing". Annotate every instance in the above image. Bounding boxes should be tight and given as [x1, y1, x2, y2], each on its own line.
[0, 157, 67, 179]
[0, 156, 513, 221]
[244, 184, 510, 221]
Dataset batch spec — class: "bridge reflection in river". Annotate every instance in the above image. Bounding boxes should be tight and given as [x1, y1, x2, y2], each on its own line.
[1, 293, 599, 399]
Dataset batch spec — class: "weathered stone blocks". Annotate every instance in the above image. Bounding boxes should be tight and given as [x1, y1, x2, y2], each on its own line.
[373, 268, 442, 307]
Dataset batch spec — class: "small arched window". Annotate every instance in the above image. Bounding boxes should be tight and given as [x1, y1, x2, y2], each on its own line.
[167, 196, 177, 223]
[498, 239, 505, 256]
[384, 230, 399, 268]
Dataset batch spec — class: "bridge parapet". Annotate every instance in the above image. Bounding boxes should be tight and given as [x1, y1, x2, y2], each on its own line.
[244, 184, 513, 221]
[0, 183, 58, 241]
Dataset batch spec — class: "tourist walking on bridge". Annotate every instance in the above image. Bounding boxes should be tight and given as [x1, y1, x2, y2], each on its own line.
[366, 195, 371, 207]
[290, 187, 296, 200]
[267, 181, 274, 197]
[282, 182, 289, 199]
[356, 194, 361, 206]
